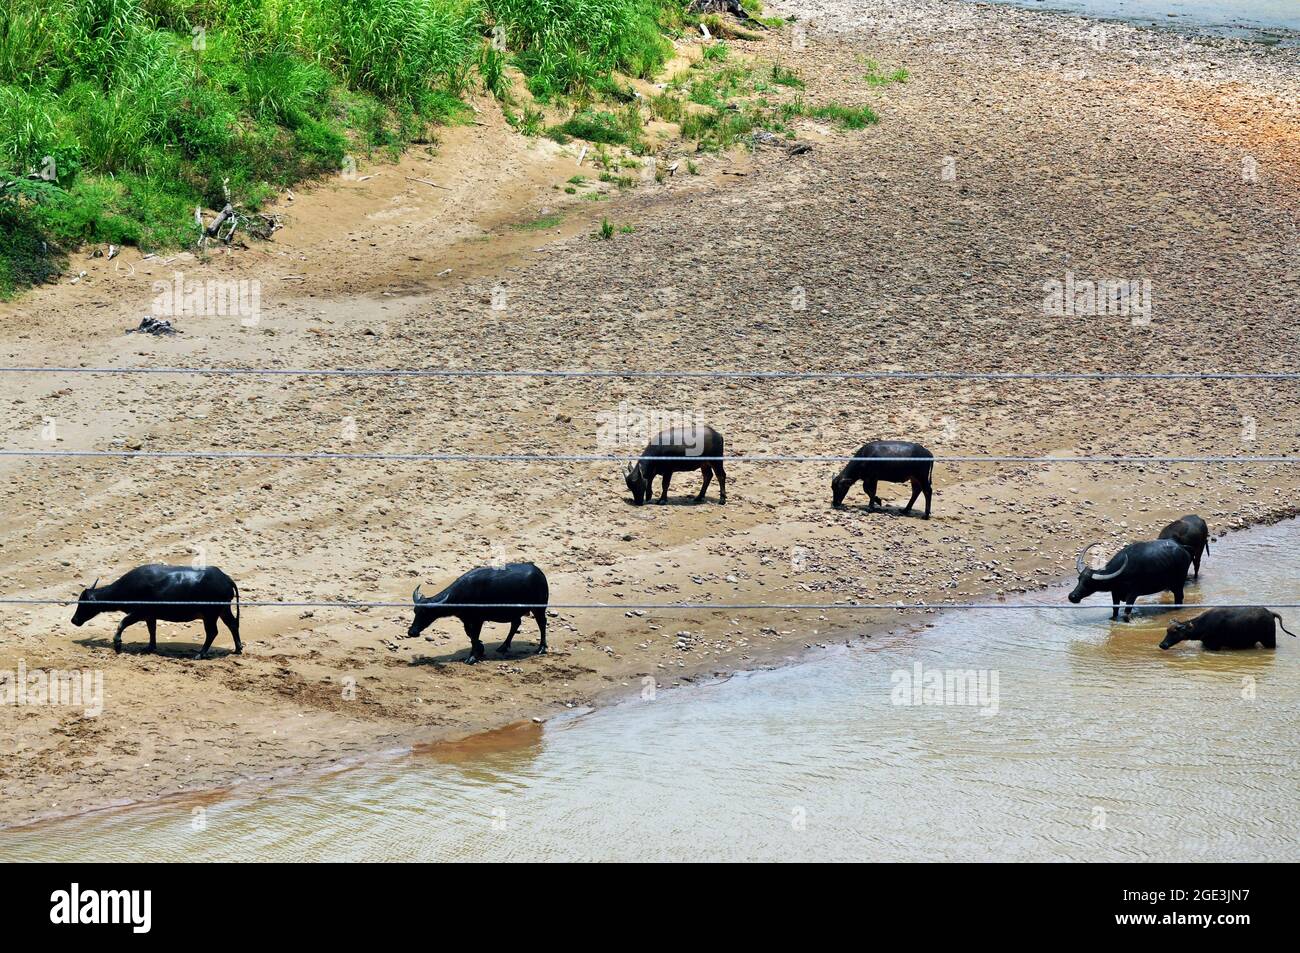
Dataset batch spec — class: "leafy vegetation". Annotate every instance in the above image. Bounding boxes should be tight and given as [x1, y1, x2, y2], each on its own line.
[806, 102, 878, 129]
[862, 58, 908, 87]
[0, 0, 687, 297]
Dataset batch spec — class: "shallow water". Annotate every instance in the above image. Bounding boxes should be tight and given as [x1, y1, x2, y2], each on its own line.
[2, 520, 1298, 861]
[981, 0, 1300, 41]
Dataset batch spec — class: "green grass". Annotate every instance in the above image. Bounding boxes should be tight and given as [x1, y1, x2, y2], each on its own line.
[770, 62, 804, 88]
[548, 107, 642, 146]
[0, 0, 688, 297]
[862, 58, 909, 87]
[807, 103, 878, 129]
[511, 211, 564, 230]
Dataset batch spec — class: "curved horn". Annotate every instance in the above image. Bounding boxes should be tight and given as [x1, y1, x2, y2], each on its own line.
[412, 585, 422, 603]
[90, 577, 100, 590]
[1091, 552, 1128, 582]
[1075, 545, 1093, 575]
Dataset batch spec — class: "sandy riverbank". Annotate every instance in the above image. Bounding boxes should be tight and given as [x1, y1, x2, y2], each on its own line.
[1, 0, 1298, 829]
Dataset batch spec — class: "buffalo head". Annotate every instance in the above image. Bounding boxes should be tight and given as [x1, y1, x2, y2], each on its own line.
[70, 578, 101, 627]
[625, 463, 650, 505]
[1160, 619, 1193, 651]
[830, 472, 853, 508]
[408, 584, 437, 638]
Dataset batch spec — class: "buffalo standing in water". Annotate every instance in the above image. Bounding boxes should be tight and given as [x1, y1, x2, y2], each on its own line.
[1160, 607, 1296, 651]
[831, 440, 934, 518]
[1068, 539, 1190, 621]
[624, 425, 727, 505]
[70, 564, 242, 658]
[409, 562, 549, 663]
[1157, 514, 1210, 578]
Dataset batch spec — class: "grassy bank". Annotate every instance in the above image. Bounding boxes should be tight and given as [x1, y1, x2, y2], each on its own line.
[0, 0, 683, 296]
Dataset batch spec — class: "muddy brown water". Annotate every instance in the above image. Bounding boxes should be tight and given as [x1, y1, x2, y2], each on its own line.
[2, 520, 1297, 861]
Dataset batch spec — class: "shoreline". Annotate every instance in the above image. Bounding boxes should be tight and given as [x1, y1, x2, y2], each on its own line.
[6, 506, 1298, 834]
[3, 0, 1300, 832]
[957, 0, 1300, 47]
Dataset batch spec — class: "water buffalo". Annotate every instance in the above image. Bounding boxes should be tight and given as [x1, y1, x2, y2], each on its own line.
[70, 564, 241, 658]
[1068, 539, 1191, 620]
[1157, 514, 1210, 578]
[409, 562, 548, 663]
[1161, 607, 1296, 651]
[624, 425, 726, 505]
[831, 440, 933, 517]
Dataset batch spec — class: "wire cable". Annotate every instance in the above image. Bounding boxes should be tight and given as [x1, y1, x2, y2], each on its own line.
[1, 366, 1298, 381]
[19, 599, 1300, 610]
[0, 451, 1296, 463]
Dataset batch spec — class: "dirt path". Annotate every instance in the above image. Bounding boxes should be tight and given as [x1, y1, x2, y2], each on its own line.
[1, 2, 1298, 829]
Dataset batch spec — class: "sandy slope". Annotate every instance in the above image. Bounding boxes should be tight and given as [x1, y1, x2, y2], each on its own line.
[1, 3, 1298, 829]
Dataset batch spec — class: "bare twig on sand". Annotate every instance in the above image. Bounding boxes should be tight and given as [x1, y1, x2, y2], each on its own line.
[405, 176, 452, 190]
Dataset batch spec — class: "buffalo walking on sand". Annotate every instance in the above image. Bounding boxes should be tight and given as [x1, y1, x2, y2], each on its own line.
[624, 425, 727, 505]
[409, 562, 549, 663]
[1160, 607, 1296, 651]
[1068, 539, 1191, 621]
[831, 440, 934, 518]
[1157, 514, 1210, 578]
[70, 564, 242, 658]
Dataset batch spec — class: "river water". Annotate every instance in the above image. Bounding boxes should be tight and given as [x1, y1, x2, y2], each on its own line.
[2, 520, 1297, 861]
[981, 0, 1300, 42]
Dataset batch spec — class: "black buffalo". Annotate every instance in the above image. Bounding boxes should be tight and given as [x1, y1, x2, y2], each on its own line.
[831, 440, 933, 517]
[71, 564, 241, 658]
[1068, 539, 1191, 621]
[624, 425, 726, 505]
[1161, 607, 1296, 651]
[409, 562, 549, 663]
[1157, 514, 1210, 578]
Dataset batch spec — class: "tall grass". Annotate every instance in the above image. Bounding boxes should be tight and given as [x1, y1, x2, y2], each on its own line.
[0, 0, 686, 296]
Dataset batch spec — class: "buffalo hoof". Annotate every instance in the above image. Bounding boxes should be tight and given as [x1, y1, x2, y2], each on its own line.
[536, 645, 548, 655]
[464, 654, 481, 665]
[496, 647, 512, 656]
[657, 498, 668, 505]
[693, 496, 705, 504]
[113, 643, 122, 654]
[719, 497, 727, 505]
[194, 652, 209, 660]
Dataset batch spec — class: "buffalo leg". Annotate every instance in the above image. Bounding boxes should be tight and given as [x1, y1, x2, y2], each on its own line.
[499, 618, 521, 655]
[146, 618, 157, 653]
[113, 613, 143, 653]
[1110, 593, 1121, 621]
[197, 616, 219, 659]
[658, 472, 672, 504]
[922, 482, 932, 519]
[903, 478, 923, 516]
[864, 480, 879, 510]
[220, 605, 242, 654]
[1192, 551, 1201, 578]
[1124, 598, 1136, 620]
[1172, 585, 1184, 609]
[695, 466, 712, 503]
[462, 619, 485, 664]
[532, 608, 548, 654]
[714, 461, 726, 504]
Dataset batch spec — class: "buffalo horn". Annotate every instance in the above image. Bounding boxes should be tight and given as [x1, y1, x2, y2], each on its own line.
[1091, 553, 1128, 582]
